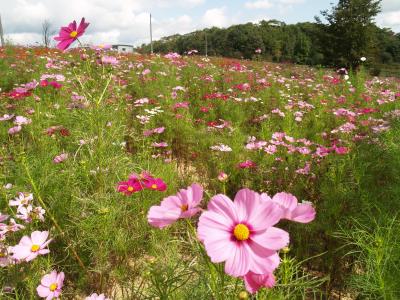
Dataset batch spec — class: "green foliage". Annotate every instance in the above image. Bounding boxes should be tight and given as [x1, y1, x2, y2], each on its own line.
[317, 0, 382, 68]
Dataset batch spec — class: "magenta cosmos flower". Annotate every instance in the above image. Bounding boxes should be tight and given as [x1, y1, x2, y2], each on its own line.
[117, 178, 143, 195]
[54, 18, 89, 51]
[10, 231, 51, 262]
[148, 183, 203, 228]
[197, 189, 288, 277]
[37, 270, 64, 300]
[243, 271, 276, 294]
[262, 192, 316, 223]
[142, 176, 167, 192]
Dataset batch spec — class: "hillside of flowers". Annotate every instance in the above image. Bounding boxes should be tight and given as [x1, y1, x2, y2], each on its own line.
[1, 19, 400, 299]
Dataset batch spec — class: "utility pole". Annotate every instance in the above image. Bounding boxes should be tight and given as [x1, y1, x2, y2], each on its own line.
[0, 14, 5, 47]
[150, 13, 153, 54]
[205, 31, 208, 57]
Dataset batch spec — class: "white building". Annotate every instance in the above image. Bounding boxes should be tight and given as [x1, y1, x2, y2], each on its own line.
[112, 44, 134, 53]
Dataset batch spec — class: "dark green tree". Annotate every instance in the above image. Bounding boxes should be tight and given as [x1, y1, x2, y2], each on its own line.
[316, 0, 382, 68]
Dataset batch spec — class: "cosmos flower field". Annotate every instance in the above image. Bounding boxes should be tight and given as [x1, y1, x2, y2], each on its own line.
[1, 20, 400, 300]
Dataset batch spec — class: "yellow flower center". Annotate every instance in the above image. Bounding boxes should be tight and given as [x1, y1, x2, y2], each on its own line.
[70, 31, 78, 38]
[127, 186, 134, 192]
[31, 244, 40, 252]
[49, 283, 58, 292]
[233, 224, 250, 241]
[181, 204, 188, 212]
[151, 184, 158, 189]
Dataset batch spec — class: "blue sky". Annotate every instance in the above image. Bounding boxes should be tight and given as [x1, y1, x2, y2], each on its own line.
[1, 0, 399, 46]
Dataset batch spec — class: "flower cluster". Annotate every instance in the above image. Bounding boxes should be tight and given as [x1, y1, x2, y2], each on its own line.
[117, 171, 167, 195]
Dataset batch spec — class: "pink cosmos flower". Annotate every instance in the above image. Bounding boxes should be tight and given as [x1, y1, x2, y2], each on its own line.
[117, 178, 143, 195]
[148, 184, 203, 228]
[152, 142, 168, 148]
[218, 172, 229, 182]
[9, 192, 33, 208]
[37, 270, 64, 300]
[197, 189, 288, 277]
[243, 271, 275, 293]
[10, 231, 51, 262]
[53, 153, 68, 164]
[8, 125, 22, 135]
[101, 56, 119, 65]
[85, 293, 110, 300]
[238, 160, 257, 169]
[262, 192, 315, 223]
[0, 114, 14, 121]
[54, 18, 89, 51]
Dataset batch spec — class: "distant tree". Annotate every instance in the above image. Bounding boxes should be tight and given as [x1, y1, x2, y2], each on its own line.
[42, 20, 54, 48]
[316, 0, 382, 68]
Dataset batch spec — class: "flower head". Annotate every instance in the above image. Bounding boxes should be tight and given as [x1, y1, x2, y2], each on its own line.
[37, 270, 64, 299]
[148, 184, 203, 228]
[198, 189, 288, 277]
[243, 271, 275, 294]
[54, 18, 89, 51]
[142, 177, 167, 192]
[117, 178, 143, 195]
[10, 231, 51, 262]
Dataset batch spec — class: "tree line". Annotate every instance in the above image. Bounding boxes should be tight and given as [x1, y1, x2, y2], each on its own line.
[137, 0, 400, 70]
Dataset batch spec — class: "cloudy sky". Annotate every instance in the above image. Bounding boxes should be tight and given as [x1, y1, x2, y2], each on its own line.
[1, 0, 399, 47]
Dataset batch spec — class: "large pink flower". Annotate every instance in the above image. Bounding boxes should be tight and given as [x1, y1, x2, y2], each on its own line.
[54, 18, 89, 51]
[147, 183, 203, 228]
[243, 271, 276, 294]
[37, 270, 64, 299]
[197, 189, 288, 277]
[262, 192, 316, 223]
[10, 231, 51, 262]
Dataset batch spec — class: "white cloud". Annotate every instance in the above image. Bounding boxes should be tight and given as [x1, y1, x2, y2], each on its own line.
[202, 7, 231, 28]
[381, 0, 400, 12]
[277, 0, 304, 4]
[376, 10, 400, 32]
[245, 1, 274, 9]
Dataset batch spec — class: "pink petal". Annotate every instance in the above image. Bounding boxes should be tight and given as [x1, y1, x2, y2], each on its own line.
[245, 243, 278, 274]
[147, 206, 180, 228]
[31, 231, 49, 245]
[272, 192, 298, 211]
[290, 203, 316, 223]
[57, 272, 65, 288]
[202, 230, 236, 263]
[160, 196, 181, 210]
[224, 244, 250, 277]
[189, 184, 203, 206]
[207, 194, 238, 223]
[248, 201, 283, 231]
[37, 285, 50, 297]
[11, 245, 30, 260]
[251, 227, 289, 251]
[233, 188, 260, 222]
[197, 210, 233, 242]
[244, 271, 276, 294]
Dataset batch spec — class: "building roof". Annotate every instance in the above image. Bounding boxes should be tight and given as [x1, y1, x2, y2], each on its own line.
[112, 44, 134, 47]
